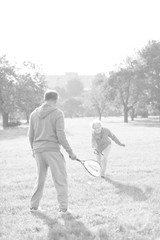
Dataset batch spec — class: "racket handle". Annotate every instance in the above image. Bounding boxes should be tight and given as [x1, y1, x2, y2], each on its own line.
[75, 158, 81, 162]
[69, 156, 80, 161]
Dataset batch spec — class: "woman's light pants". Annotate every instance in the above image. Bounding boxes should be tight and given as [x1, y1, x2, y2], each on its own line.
[96, 144, 111, 176]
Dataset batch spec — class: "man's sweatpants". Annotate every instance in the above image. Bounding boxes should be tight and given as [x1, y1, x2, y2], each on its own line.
[30, 151, 68, 211]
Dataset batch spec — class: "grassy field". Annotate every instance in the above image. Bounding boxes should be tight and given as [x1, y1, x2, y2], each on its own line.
[1, 117, 160, 240]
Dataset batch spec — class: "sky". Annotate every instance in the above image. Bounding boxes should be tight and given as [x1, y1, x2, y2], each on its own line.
[0, 0, 160, 75]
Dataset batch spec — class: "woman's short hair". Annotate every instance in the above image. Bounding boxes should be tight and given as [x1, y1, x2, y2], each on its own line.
[44, 90, 58, 101]
[90, 120, 102, 129]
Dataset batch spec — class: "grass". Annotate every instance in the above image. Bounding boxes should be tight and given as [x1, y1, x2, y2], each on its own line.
[1, 116, 160, 240]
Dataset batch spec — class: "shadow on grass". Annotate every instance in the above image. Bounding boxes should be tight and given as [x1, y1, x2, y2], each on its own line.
[32, 211, 95, 240]
[102, 116, 160, 127]
[104, 177, 153, 202]
[129, 118, 160, 128]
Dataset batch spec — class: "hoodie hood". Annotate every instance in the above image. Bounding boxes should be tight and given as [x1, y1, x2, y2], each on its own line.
[35, 103, 57, 119]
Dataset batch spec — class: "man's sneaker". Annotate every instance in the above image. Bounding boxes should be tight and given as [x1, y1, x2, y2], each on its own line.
[30, 207, 38, 212]
[30, 207, 45, 213]
[101, 174, 106, 178]
[59, 208, 72, 216]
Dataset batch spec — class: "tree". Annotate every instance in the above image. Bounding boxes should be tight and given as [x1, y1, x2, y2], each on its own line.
[65, 78, 84, 97]
[108, 58, 145, 122]
[0, 55, 17, 128]
[88, 74, 111, 120]
[16, 61, 47, 122]
[138, 40, 160, 118]
[61, 97, 83, 117]
[54, 86, 68, 101]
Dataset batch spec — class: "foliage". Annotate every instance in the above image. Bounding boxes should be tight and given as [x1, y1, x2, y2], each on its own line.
[54, 78, 85, 117]
[108, 57, 145, 122]
[54, 85, 68, 101]
[16, 61, 47, 122]
[81, 91, 97, 117]
[0, 55, 18, 127]
[0, 57, 47, 127]
[60, 97, 83, 117]
[0, 55, 17, 113]
[88, 74, 112, 120]
[138, 40, 160, 116]
[65, 78, 84, 97]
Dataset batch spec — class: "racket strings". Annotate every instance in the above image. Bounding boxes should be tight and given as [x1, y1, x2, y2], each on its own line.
[83, 160, 101, 177]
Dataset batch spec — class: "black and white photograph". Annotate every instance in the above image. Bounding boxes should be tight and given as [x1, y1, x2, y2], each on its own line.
[1, 0, 160, 239]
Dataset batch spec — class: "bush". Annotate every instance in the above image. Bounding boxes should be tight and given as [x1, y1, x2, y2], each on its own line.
[7, 121, 21, 127]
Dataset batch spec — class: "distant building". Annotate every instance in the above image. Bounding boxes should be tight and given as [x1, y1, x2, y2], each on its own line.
[45, 72, 95, 90]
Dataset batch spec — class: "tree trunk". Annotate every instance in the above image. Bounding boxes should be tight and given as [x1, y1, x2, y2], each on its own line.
[124, 107, 128, 123]
[130, 107, 135, 121]
[98, 111, 102, 121]
[26, 113, 29, 123]
[2, 112, 9, 128]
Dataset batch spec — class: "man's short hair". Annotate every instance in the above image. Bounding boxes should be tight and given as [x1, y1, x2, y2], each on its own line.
[44, 90, 58, 101]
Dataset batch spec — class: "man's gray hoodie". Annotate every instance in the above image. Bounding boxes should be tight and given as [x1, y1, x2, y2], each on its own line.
[28, 103, 73, 155]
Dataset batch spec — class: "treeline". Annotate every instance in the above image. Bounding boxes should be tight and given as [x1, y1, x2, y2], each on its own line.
[0, 55, 47, 128]
[0, 40, 160, 128]
[54, 40, 160, 122]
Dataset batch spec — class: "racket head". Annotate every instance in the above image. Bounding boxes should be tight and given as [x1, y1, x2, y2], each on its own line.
[80, 159, 101, 177]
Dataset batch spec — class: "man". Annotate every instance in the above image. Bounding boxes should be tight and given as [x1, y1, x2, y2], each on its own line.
[28, 90, 77, 214]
